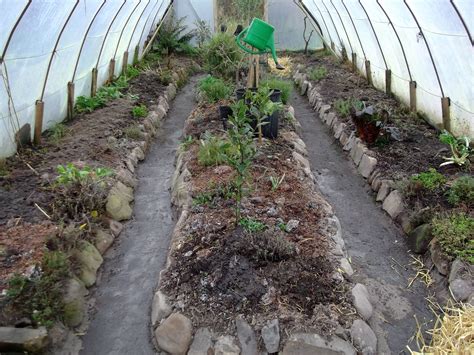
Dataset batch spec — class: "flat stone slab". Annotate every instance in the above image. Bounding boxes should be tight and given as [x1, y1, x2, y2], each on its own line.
[0, 327, 48, 352]
[288, 333, 356, 355]
[358, 154, 377, 178]
[351, 319, 377, 355]
[382, 190, 404, 219]
[351, 283, 373, 321]
[155, 313, 192, 354]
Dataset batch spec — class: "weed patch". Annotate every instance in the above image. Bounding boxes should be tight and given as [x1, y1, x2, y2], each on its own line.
[198, 76, 233, 103]
[132, 104, 148, 119]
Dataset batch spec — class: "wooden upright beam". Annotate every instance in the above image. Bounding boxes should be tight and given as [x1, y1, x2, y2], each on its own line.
[385, 69, 391, 95]
[34, 100, 44, 145]
[365, 60, 372, 85]
[331, 41, 335, 51]
[91, 68, 98, 97]
[351, 52, 357, 72]
[133, 45, 139, 64]
[409, 81, 417, 111]
[122, 51, 129, 74]
[67, 82, 75, 120]
[108, 59, 115, 83]
[442, 97, 451, 132]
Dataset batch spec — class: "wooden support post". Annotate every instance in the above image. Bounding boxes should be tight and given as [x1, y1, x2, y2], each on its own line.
[441, 97, 451, 132]
[365, 60, 372, 85]
[67, 82, 75, 120]
[385, 69, 391, 95]
[247, 55, 260, 88]
[91, 68, 98, 97]
[133, 45, 139, 64]
[34, 100, 44, 145]
[351, 52, 357, 72]
[122, 51, 129, 74]
[409, 81, 417, 111]
[331, 42, 335, 51]
[108, 59, 115, 83]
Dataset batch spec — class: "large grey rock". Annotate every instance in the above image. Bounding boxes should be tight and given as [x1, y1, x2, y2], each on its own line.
[382, 190, 404, 219]
[94, 229, 115, 255]
[429, 239, 451, 276]
[350, 319, 377, 355]
[339, 131, 349, 147]
[340, 258, 354, 277]
[334, 122, 346, 139]
[319, 104, 331, 116]
[151, 291, 172, 327]
[106, 181, 134, 221]
[109, 219, 123, 237]
[301, 80, 309, 95]
[351, 284, 373, 321]
[188, 327, 214, 355]
[450, 279, 473, 302]
[261, 318, 280, 353]
[343, 132, 356, 151]
[350, 141, 367, 166]
[0, 326, 48, 352]
[62, 278, 88, 327]
[132, 146, 145, 161]
[116, 168, 137, 188]
[282, 341, 341, 355]
[155, 313, 192, 354]
[358, 154, 377, 178]
[73, 240, 103, 287]
[376, 180, 393, 202]
[214, 335, 240, 355]
[407, 224, 433, 254]
[167, 83, 177, 100]
[236, 317, 257, 355]
[287, 333, 356, 355]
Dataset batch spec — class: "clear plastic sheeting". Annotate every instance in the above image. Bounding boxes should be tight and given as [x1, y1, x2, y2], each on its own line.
[0, 0, 172, 158]
[300, 0, 473, 138]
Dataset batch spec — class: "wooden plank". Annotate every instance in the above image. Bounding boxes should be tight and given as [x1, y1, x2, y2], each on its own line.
[122, 51, 129, 74]
[441, 97, 451, 132]
[133, 45, 139, 64]
[108, 59, 115, 83]
[33, 100, 44, 145]
[385, 69, 391, 95]
[409, 81, 417, 111]
[91, 68, 98, 97]
[67, 82, 74, 120]
[365, 60, 372, 85]
[351, 52, 357, 72]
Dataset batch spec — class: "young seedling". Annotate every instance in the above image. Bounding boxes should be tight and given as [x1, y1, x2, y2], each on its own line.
[269, 173, 285, 191]
[132, 104, 148, 119]
[439, 130, 471, 167]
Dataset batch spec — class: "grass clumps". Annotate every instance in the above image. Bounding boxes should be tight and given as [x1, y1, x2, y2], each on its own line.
[204, 33, 243, 79]
[432, 212, 474, 263]
[447, 176, 474, 206]
[132, 104, 148, 119]
[198, 132, 236, 166]
[308, 66, 327, 81]
[124, 125, 143, 140]
[334, 98, 364, 117]
[411, 168, 446, 191]
[260, 77, 292, 104]
[198, 76, 233, 103]
[239, 217, 266, 233]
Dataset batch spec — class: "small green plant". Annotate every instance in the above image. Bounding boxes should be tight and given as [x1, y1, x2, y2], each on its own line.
[198, 76, 233, 103]
[124, 125, 143, 140]
[193, 191, 214, 206]
[48, 123, 68, 143]
[277, 222, 287, 231]
[316, 48, 332, 57]
[239, 217, 266, 233]
[334, 98, 364, 117]
[125, 65, 141, 79]
[247, 86, 283, 143]
[204, 32, 243, 79]
[132, 104, 148, 118]
[260, 77, 292, 104]
[269, 173, 285, 191]
[439, 130, 471, 167]
[180, 135, 195, 151]
[194, 19, 212, 47]
[56, 163, 112, 185]
[198, 131, 236, 166]
[432, 212, 474, 263]
[308, 66, 327, 81]
[153, 14, 195, 55]
[447, 176, 474, 206]
[75, 95, 105, 113]
[411, 168, 446, 191]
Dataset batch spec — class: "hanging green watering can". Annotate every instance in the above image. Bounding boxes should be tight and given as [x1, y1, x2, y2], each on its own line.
[236, 18, 284, 70]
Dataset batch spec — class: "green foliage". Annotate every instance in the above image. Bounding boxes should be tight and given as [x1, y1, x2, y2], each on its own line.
[194, 19, 212, 47]
[198, 75, 234, 103]
[316, 48, 332, 57]
[411, 168, 446, 191]
[308, 66, 327, 81]
[56, 163, 112, 185]
[48, 123, 68, 143]
[0, 159, 8, 177]
[432, 212, 474, 263]
[124, 125, 143, 140]
[192, 182, 237, 207]
[193, 191, 214, 206]
[75, 95, 105, 113]
[239, 217, 266, 233]
[447, 176, 474, 206]
[132, 104, 148, 118]
[269, 173, 285, 191]
[334, 98, 364, 117]
[260, 77, 292, 104]
[154, 14, 195, 55]
[180, 135, 195, 151]
[247, 86, 283, 142]
[198, 131, 237, 166]
[439, 130, 471, 167]
[75, 76, 128, 113]
[125, 65, 141, 79]
[204, 33, 243, 79]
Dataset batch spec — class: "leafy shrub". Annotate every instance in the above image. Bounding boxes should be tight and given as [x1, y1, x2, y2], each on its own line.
[154, 14, 195, 55]
[242, 228, 296, 262]
[439, 130, 471, 167]
[432, 212, 474, 263]
[75, 95, 105, 113]
[75, 78, 126, 114]
[447, 176, 474, 206]
[334, 98, 364, 117]
[132, 104, 148, 118]
[198, 76, 233, 103]
[260, 78, 292, 104]
[308, 66, 327, 81]
[204, 33, 243, 79]
[411, 168, 446, 191]
[124, 125, 143, 140]
[198, 131, 236, 166]
[125, 65, 141, 79]
[194, 19, 211, 47]
[239, 217, 266, 233]
[192, 182, 237, 207]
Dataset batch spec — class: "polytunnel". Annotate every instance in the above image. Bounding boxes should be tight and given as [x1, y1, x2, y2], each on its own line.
[0, 1, 473, 354]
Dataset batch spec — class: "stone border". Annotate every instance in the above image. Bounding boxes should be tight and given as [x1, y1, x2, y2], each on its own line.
[150, 107, 378, 355]
[294, 70, 474, 305]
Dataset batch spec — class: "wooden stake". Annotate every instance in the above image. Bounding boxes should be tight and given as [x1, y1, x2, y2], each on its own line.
[331, 42, 335, 51]
[351, 52, 357, 72]
[441, 97, 451, 132]
[108, 59, 115, 83]
[385, 69, 392, 95]
[34, 100, 44, 145]
[67, 82, 75, 120]
[133, 45, 139, 64]
[122, 51, 129, 74]
[91, 68, 98, 97]
[365, 60, 372, 85]
[409, 81, 417, 111]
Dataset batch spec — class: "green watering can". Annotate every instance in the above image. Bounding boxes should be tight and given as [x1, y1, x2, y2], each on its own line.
[236, 18, 284, 70]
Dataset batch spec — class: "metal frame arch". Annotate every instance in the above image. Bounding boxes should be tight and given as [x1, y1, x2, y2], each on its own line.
[403, 0, 444, 97]
[376, 0, 412, 81]
[148, 0, 169, 40]
[319, 0, 344, 48]
[1, 0, 32, 62]
[309, 0, 334, 45]
[328, 0, 353, 54]
[340, 0, 366, 60]
[450, 0, 472, 45]
[296, 0, 329, 49]
[40, 0, 79, 100]
[126, 0, 154, 53]
[71, 0, 107, 82]
[95, 0, 127, 69]
[113, 0, 143, 60]
[137, 0, 165, 51]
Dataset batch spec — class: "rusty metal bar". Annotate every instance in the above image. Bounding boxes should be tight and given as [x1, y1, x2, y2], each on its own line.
[450, 0, 472, 45]
[0, 0, 32, 62]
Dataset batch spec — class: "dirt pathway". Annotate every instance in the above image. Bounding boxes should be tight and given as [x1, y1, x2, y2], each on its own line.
[80, 77, 199, 355]
[291, 92, 432, 354]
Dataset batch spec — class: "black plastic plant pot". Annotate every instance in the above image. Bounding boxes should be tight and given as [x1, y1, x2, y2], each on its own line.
[218, 105, 232, 130]
[268, 89, 282, 103]
[261, 112, 279, 139]
[235, 88, 257, 102]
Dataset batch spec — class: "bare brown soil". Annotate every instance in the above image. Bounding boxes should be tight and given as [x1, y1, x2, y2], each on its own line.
[161, 101, 355, 338]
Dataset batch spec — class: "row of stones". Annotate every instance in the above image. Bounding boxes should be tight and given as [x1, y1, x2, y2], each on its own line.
[0, 72, 184, 353]
[294, 70, 473, 305]
[151, 109, 378, 354]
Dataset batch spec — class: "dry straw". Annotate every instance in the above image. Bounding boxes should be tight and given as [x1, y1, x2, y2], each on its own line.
[268, 56, 293, 77]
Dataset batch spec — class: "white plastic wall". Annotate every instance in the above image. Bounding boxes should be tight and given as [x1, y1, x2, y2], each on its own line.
[0, 0, 172, 158]
[301, 0, 473, 138]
